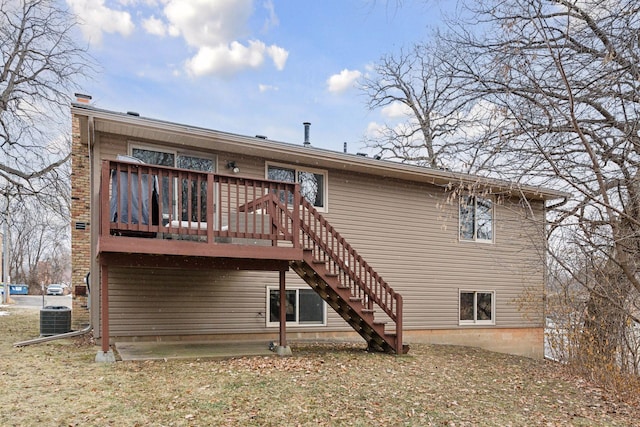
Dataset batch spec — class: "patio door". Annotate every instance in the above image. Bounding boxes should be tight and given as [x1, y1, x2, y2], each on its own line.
[130, 146, 216, 227]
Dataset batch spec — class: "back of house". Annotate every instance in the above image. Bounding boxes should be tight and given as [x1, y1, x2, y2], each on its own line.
[70, 102, 564, 359]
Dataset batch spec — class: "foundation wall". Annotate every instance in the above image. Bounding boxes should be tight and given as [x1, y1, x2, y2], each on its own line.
[105, 327, 544, 359]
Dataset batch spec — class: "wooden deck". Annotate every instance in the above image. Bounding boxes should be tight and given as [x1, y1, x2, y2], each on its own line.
[99, 159, 302, 261]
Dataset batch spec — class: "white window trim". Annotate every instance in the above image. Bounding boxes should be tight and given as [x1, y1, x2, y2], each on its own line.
[459, 290, 496, 326]
[459, 195, 495, 244]
[265, 161, 329, 212]
[266, 285, 327, 327]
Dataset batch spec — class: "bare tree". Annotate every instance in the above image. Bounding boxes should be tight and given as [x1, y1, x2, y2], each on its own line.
[436, 0, 640, 386]
[0, 0, 92, 287]
[368, 0, 640, 389]
[9, 196, 69, 292]
[360, 42, 489, 169]
[0, 0, 91, 209]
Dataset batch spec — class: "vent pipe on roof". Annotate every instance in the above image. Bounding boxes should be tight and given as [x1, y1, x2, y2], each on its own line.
[303, 122, 311, 146]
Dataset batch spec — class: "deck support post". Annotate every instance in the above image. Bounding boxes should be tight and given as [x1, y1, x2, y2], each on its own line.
[96, 260, 115, 363]
[276, 269, 291, 356]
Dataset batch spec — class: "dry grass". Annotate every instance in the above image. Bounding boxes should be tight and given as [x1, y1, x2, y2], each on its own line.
[1, 307, 638, 426]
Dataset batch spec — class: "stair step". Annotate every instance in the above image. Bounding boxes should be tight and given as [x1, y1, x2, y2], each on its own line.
[294, 256, 404, 355]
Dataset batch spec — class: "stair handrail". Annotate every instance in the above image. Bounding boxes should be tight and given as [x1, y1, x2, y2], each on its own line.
[298, 198, 403, 351]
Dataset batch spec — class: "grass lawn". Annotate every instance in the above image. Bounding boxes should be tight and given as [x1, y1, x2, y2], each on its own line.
[0, 307, 637, 426]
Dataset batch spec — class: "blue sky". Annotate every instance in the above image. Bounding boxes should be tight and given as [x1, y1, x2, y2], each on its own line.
[67, 0, 447, 152]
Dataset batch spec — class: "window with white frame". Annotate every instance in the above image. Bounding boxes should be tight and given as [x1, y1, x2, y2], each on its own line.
[459, 291, 495, 325]
[130, 144, 216, 223]
[267, 287, 326, 327]
[266, 163, 327, 211]
[459, 195, 493, 242]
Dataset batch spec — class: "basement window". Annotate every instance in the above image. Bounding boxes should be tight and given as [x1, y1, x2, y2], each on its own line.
[459, 291, 495, 325]
[266, 287, 326, 327]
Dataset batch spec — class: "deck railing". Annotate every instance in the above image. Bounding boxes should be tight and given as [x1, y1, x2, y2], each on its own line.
[100, 159, 300, 247]
[298, 198, 403, 351]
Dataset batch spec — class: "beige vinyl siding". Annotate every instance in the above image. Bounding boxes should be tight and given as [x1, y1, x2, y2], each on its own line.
[97, 135, 128, 159]
[322, 169, 545, 329]
[108, 267, 349, 336]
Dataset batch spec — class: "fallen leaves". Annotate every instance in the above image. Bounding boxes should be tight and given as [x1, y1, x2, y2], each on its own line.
[1, 310, 639, 426]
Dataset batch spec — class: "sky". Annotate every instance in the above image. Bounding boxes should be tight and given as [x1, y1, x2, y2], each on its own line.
[66, 0, 449, 153]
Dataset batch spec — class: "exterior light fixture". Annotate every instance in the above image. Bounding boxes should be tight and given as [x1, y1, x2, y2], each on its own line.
[226, 161, 240, 174]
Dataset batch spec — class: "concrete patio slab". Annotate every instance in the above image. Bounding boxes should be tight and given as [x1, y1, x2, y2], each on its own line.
[115, 341, 275, 361]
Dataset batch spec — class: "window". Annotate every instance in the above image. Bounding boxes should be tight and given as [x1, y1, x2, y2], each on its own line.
[459, 291, 495, 325]
[267, 287, 326, 326]
[130, 145, 216, 223]
[460, 196, 493, 242]
[267, 163, 327, 211]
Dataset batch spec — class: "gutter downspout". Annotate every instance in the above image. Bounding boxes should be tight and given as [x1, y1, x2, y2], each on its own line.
[13, 322, 93, 347]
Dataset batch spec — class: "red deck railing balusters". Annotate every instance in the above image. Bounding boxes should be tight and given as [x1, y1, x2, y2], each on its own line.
[297, 197, 403, 353]
[104, 160, 296, 246]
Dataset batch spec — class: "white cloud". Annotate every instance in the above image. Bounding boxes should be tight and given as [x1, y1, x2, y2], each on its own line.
[118, 0, 160, 5]
[164, 0, 252, 47]
[186, 40, 283, 77]
[381, 102, 411, 119]
[327, 69, 362, 94]
[142, 15, 166, 37]
[66, 0, 134, 44]
[156, 0, 288, 77]
[259, 84, 278, 92]
[267, 45, 288, 70]
[262, 0, 279, 31]
[366, 121, 386, 138]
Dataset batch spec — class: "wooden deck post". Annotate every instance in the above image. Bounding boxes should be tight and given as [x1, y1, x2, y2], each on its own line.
[101, 162, 111, 237]
[207, 173, 214, 243]
[275, 269, 292, 356]
[96, 259, 115, 362]
[279, 269, 286, 348]
[292, 183, 301, 248]
[101, 261, 109, 353]
[396, 293, 403, 355]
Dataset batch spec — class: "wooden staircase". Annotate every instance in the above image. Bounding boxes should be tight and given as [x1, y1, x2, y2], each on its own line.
[291, 198, 409, 355]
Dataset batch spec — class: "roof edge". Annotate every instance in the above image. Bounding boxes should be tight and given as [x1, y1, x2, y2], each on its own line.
[71, 103, 569, 201]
